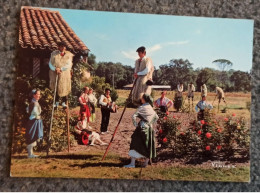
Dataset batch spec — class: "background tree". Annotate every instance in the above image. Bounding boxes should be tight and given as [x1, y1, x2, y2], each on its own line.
[212, 59, 233, 88]
[230, 70, 251, 92]
[196, 68, 217, 92]
[156, 58, 194, 89]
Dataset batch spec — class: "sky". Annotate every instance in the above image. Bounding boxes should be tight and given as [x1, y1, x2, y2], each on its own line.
[48, 7, 254, 72]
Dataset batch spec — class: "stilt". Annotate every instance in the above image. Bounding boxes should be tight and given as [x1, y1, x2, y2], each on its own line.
[66, 100, 70, 153]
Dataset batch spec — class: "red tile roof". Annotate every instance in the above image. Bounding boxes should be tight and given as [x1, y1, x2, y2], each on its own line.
[19, 6, 89, 54]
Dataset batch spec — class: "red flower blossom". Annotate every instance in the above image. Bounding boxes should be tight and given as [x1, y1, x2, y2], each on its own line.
[163, 117, 167, 120]
[206, 132, 212, 139]
[173, 115, 176, 119]
[197, 130, 202, 135]
[206, 146, 210, 151]
[166, 111, 169, 115]
[200, 120, 205, 125]
[180, 132, 185, 135]
[217, 128, 222, 133]
[217, 145, 222, 150]
[224, 117, 229, 121]
[232, 113, 236, 117]
[162, 137, 167, 143]
[159, 129, 163, 134]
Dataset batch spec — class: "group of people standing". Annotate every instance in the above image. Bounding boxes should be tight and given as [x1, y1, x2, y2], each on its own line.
[24, 42, 226, 170]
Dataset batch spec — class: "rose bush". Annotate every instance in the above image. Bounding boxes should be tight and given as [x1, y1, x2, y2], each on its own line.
[156, 109, 250, 161]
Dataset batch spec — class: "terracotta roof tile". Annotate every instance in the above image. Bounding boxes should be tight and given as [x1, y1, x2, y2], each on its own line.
[19, 6, 89, 54]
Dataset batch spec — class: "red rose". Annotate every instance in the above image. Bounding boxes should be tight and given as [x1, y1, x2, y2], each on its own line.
[224, 117, 229, 121]
[198, 130, 202, 135]
[217, 128, 222, 133]
[206, 132, 212, 139]
[200, 120, 205, 125]
[232, 113, 236, 117]
[217, 145, 222, 150]
[173, 115, 176, 118]
[163, 117, 167, 120]
[162, 137, 167, 143]
[159, 129, 163, 134]
[206, 146, 210, 151]
[166, 111, 169, 115]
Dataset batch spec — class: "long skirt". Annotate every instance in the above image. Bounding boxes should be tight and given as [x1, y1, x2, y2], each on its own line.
[80, 104, 91, 122]
[25, 119, 44, 144]
[130, 122, 156, 159]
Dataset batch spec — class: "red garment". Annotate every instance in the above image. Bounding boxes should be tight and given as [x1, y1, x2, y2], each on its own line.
[79, 96, 91, 122]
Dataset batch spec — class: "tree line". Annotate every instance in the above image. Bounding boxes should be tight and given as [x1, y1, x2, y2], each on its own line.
[88, 54, 251, 92]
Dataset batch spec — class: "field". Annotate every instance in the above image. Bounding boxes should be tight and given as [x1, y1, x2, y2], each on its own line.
[10, 90, 251, 181]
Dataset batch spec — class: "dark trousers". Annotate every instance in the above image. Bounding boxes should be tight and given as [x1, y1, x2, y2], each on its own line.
[89, 102, 95, 113]
[197, 110, 205, 121]
[56, 93, 68, 104]
[100, 107, 110, 132]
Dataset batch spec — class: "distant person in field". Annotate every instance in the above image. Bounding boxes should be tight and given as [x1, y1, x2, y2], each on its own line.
[49, 41, 74, 109]
[187, 82, 195, 103]
[154, 91, 173, 113]
[25, 89, 43, 158]
[215, 86, 227, 112]
[88, 88, 97, 122]
[124, 94, 159, 168]
[201, 83, 207, 97]
[195, 95, 213, 121]
[177, 83, 184, 96]
[132, 46, 154, 106]
[215, 86, 226, 105]
[174, 83, 184, 112]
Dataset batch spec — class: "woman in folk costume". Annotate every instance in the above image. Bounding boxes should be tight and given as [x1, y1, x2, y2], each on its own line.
[49, 41, 74, 109]
[124, 94, 159, 168]
[132, 46, 154, 106]
[88, 88, 97, 122]
[195, 95, 213, 121]
[79, 87, 91, 122]
[154, 91, 173, 113]
[25, 89, 43, 158]
[201, 83, 207, 97]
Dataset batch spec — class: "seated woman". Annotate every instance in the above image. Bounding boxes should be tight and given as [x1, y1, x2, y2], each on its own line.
[124, 94, 159, 168]
[75, 113, 107, 146]
[79, 87, 91, 122]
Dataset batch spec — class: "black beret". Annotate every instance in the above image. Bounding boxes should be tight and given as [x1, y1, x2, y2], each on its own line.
[57, 41, 66, 47]
[136, 46, 146, 52]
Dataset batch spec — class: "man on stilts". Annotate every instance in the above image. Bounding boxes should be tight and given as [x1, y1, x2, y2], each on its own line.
[187, 82, 195, 112]
[215, 86, 227, 112]
[132, 46, 154, 106]
[49, 41, 74, 109]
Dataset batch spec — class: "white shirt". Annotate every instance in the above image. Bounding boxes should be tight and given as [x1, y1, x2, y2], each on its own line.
[136, 56, 152, 76]
[195, 100, 213, 112]
[155, 97, 173, 108]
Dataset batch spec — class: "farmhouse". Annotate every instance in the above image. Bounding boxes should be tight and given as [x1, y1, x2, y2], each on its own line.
[18, 6, 89, 80]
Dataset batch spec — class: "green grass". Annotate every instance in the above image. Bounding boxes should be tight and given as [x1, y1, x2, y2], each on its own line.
[11, 151, 250, 182]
